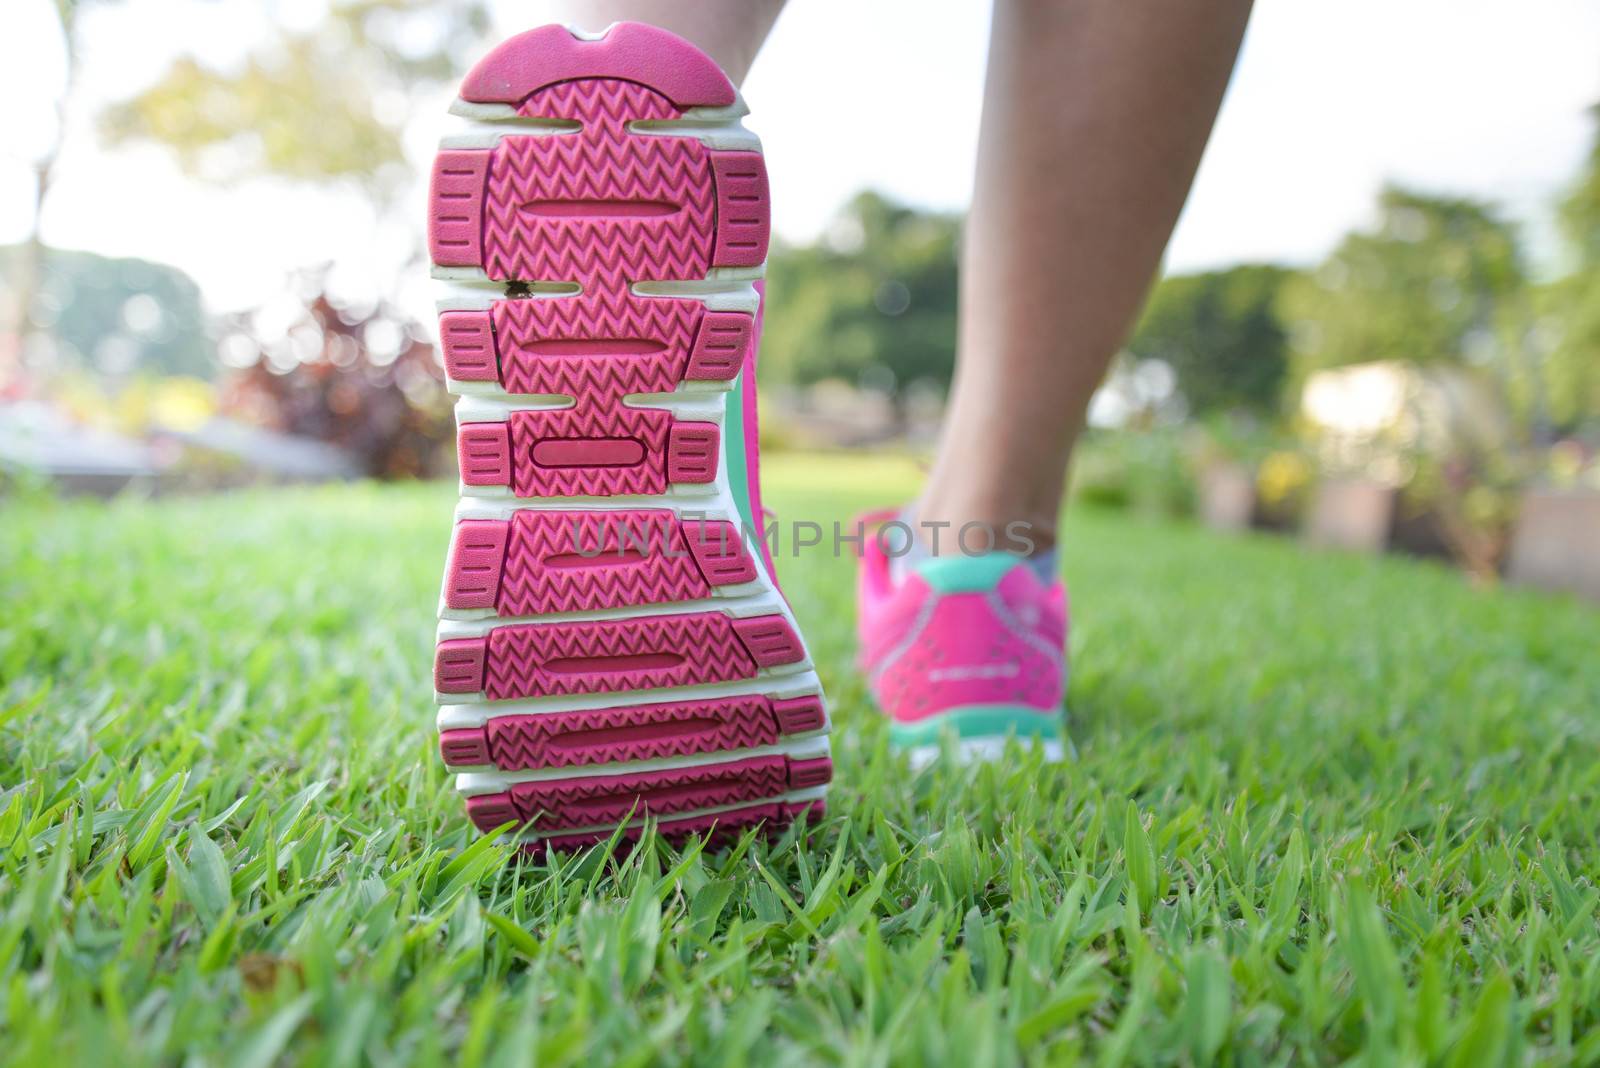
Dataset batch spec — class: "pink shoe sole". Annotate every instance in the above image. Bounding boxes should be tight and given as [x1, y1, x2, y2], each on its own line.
[427, 23, 829, 852]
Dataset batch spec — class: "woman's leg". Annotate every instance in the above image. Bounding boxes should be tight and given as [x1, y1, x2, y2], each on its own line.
[551, 0, 786, 85]
[918, 0, 1254, 552]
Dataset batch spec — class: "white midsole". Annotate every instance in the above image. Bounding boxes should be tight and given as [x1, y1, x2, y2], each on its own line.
[440, 93, 760, 154]
[453, 389, 729, 423]
[438, 586, 794, 636]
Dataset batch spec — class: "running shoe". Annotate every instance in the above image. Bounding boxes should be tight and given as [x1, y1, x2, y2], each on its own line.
[857, 513, 1068, 766]
[426, 23, 830, 852]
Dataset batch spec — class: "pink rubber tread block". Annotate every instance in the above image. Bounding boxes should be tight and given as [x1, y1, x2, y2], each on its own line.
[684, 519, 759, 586]
[477, 610, 806, 702]
[435, 638, 487, 694]
[439, 728, 492, 767]
[685, 312, 752, 381]
[439, 310, 497, 381]
[773, 695, 829, 735]
[710, 153, 771, 268]
[666, 423, 719, 483]
[444, 519, 509, 610]
[460, 23, 735, 109]
[465, 794, 521, 831]
[438, 692, 827, 771]
[731, 615, 806, 668]
[526, 799, 825, 855]
[428, 151, 489, 268]
[458, 423, 511, 486]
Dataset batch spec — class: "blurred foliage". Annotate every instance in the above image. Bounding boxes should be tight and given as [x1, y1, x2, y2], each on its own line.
[1127, 265, 1292, 417]
[1, 246, 211, 379]
[100, 0, 489, 192]
[101, 41, 402, 184]
[216, 277, 450, 478]
[1284, 186, 1525, 375]
[1402, 446, 1528, 582]
[764, 192, 959, 416]
[1540, 110, 1600, 430]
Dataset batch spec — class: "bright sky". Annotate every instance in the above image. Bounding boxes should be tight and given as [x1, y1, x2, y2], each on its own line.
[3, 0, 1598, 323]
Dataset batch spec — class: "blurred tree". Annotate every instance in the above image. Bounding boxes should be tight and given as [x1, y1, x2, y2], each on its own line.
[1541, 107, 1600, 431]
[1126, 264, 1292, 417]
[100, 0, 489, 199]
[5, 0, 102, 384]
[763, 192, 959, 420]
[0, 246, 210, 379]
[1283, 186, 1527, 376]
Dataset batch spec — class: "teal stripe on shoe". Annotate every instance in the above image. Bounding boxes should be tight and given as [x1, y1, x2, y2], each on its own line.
[915, 553, 1025, 593]
[887, 705, 1065, 746]
[722, 376, 756, 536]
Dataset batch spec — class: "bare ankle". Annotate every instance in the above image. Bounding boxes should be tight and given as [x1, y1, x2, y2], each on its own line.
[907, 497, 1057, 557]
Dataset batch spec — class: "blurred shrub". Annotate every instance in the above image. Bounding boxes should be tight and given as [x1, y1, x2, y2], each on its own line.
[216, 278, 450, 479]
[1070, 427, 1196, 518]
[1188, 417, 1315, 529]
[1256, 449, 1314, 527]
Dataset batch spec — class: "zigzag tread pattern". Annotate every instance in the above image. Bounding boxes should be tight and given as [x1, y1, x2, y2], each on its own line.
[507, 754, 791, 830]
[484, 694, 781, 769]
[517, 77, 682, 124]
[483, 611, 761, 701]
[493, 291, 702, 397]
[496, 509, 710, 616]
[484, 80, 714, 285]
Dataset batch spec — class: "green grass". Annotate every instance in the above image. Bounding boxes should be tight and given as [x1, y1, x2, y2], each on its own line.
[4, 452, 1600, 1065]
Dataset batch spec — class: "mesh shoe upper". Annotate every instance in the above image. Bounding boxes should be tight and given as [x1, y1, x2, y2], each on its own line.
[857, 518, 1068, 728]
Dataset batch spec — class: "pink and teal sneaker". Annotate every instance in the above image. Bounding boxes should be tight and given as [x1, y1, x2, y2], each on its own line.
[857, 515, 1069, 766]
[426, 23, 830, 852]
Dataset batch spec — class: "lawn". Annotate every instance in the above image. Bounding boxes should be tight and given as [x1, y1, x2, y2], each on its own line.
[3, 452, 1600, 1066]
